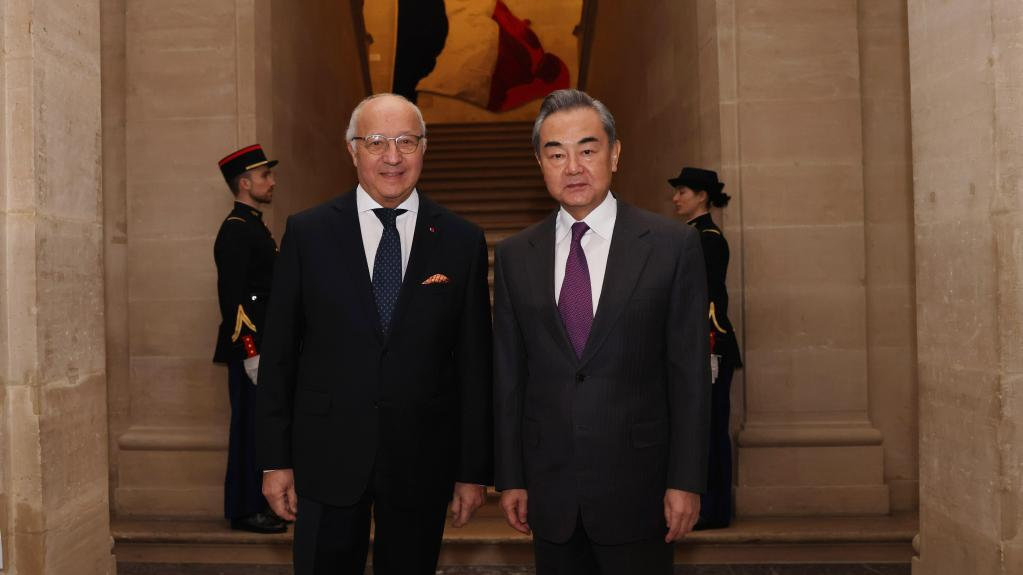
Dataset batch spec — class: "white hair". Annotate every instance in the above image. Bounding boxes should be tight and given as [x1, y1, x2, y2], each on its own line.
[345, 93, 427, 142]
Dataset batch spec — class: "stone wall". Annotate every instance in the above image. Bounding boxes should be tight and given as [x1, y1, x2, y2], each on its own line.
[105, 0, 368, 519]
[585, 0, 918, 515]
[908, 0, 1023, 572]
[584, 0, 705, 215]
[267, 0, 369, 233]
[1, 0, 114, 573]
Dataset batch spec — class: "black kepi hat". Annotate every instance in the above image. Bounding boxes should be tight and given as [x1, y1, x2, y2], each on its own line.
[667, 167, 724, 194]
[218, 144, 278, 183]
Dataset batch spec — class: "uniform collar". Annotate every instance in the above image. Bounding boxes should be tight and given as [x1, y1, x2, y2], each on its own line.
[233, 201, 263, 219]
[687, 212, 714, 227]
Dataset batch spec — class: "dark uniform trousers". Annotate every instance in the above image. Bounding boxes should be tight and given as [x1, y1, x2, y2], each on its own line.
[225, 361, 265, 518]
[701, 359, 735, 525]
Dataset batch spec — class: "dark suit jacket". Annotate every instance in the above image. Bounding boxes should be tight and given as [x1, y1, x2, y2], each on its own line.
[256, 190, 493, 508]
[493, 200, 710, 545]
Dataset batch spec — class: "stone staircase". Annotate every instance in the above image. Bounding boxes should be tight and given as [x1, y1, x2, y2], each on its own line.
[113, 510, 917, 572]
[421, 122, 556, 289]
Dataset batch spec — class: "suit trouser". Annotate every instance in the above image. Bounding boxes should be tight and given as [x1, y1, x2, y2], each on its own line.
[292, 473, 450, 575]
[700, 359, 736, 525]
[533, 512, 672, 575]
[225, 361, 267, 519]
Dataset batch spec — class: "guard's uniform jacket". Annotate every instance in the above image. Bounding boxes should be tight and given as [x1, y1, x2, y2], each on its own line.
[688, 213, 742, 368]
[213, 202, 277, 363]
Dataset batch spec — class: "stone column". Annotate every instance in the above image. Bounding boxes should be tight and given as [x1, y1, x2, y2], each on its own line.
[724, 0, 890, 515]
[108, 0, 369, 518]
[110, 0, 272, 518]
[0, 1, 114, 573]
[908, 0, 1023, 573]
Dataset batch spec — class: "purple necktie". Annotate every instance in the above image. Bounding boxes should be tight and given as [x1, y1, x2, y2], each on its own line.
[559, 222, 593, 358]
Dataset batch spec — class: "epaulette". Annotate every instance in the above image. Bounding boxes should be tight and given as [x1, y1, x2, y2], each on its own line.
[226, 216, 246, 223]
[701, 228, 722, 236]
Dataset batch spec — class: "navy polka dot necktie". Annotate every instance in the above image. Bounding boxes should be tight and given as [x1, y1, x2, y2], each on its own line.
[372, 208, 407, 336]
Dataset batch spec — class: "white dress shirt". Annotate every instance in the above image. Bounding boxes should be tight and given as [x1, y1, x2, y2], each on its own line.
[356, 185, 419, 280]
[554, 192, 617, 313]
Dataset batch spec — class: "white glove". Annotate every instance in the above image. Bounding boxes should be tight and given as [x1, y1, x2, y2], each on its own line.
[244, 354, 260, 385]
[710, 354, 720, 384]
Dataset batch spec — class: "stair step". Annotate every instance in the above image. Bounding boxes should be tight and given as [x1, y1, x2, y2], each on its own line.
[422, 178, 546, 193]
[427, 148, 537, 161]
[420, 167, 541, 182]
[426, 141, 535, 153]
[424, 157, 538, 171]
[441, 197, 553, 211]
[111, 512, 918, 568]
[428, 188, 551, 203]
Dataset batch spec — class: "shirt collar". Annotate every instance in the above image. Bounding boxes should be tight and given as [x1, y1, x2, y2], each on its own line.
[557, 191, 618, 241]
[356, 184, 420, 214]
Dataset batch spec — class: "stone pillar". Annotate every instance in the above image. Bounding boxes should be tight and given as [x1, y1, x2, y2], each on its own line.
[859, 0, 918, 512]
[0, 1, 114, 573]
[725, 0, 889, 515]
[908, 0, 1023, 573]
[109, 0, 274, 518]
[107, 0, 369, 518]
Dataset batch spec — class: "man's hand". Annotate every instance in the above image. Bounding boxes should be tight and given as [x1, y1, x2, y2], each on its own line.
[243, 354, 260, 385]
[450, 483, 486, 527]
[499, 488, 530, 534]
[262, 469, 298, 521]
[664, 488, 700, 542]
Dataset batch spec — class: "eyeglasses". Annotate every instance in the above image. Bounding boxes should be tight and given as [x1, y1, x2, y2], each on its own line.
[350, 134, 424, 155]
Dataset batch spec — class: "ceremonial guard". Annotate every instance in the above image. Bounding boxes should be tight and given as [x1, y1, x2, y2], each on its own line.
[213, 144, 286, 533]
[670, 166, 743, 530]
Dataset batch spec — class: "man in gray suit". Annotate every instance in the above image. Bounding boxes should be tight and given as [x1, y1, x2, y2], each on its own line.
[493, 89, 711, 574]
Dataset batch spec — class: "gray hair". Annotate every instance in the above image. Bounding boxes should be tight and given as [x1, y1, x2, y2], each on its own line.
[531, 89, 616, 154]
[345, 93, 427, 142]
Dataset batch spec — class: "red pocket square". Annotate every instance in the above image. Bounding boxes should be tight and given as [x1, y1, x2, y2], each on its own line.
[422, 273, 450, 285]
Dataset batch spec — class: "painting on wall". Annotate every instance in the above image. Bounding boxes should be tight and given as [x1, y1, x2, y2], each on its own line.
[394, 0, 576, 112]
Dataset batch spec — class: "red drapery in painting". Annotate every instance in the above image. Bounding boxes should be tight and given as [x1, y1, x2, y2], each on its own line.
[487, 0, 570, 111]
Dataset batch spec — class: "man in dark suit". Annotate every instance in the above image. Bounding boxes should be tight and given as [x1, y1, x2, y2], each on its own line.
[257, 93, 492, 575]
[213, 144, 286, 534]
[493, 89, 711, 574]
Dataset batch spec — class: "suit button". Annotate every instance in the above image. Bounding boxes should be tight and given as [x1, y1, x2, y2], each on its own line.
[575, 373, 586, 383]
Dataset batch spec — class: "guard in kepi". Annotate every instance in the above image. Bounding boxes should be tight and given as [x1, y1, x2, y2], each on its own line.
[213, 144, 286, 534]
[669, 166, 744, 530]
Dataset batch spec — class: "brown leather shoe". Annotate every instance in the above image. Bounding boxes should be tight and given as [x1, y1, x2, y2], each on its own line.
[230, 511, 287, 534]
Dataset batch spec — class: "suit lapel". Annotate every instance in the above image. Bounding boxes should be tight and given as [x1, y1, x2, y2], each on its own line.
[579, 202, 651, 367]
[330, 191, 382, 345]
[526, 212, 577, 362]
[388, 194, 441, 340]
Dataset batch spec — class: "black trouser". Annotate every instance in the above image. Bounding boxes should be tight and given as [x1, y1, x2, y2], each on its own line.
[533, 512, 672, 575]
[700, 359, 736, 526]
[292, 475, 450, 575]
[225, 361, 266, 519]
